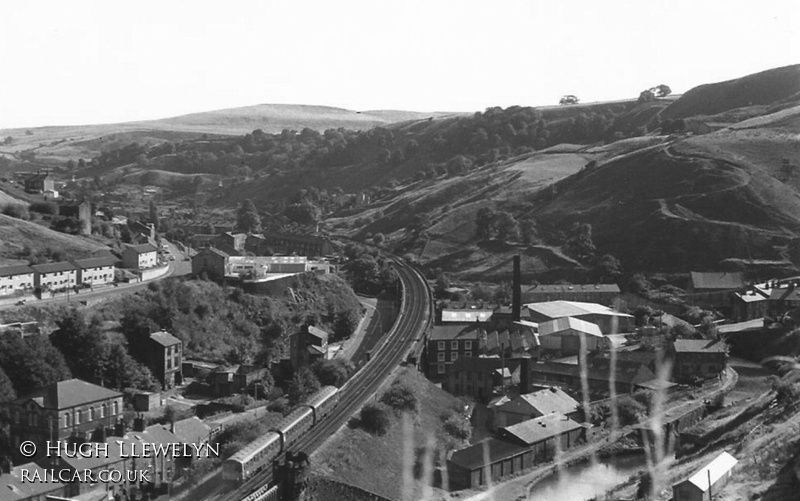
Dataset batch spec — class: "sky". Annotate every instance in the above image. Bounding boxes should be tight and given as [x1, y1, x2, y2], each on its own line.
[0, 0, 797, 129]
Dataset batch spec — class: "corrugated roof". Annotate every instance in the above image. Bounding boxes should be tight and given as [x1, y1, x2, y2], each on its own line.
[150, 330, 181, 347]
[172, 417, 212, 444]
[525, 301, 631, 319]
[448, 438, 528, 470]
[673, 340, 727, 353]
[690, 272, 745, 291]
[686, 452, 738, 491]
[30, 261, 77, 274]
[501, 413, 582, 445]
[0, 264, 34, 277]
[539, 317, 603, 337]
[307, 325, 328, 340]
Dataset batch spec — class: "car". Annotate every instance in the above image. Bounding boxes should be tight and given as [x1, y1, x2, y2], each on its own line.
[16, 299, 26, 305]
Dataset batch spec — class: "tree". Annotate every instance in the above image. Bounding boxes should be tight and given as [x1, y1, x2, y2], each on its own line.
[566, 222, 596, 261]
[475, 207, 498, 240]
[520, 217, 539, 245]
[443, 414, 471, 441]
[495, 212, 520, 243]
[559, 95, 579, 105]
[312, 359, 354, 387]
[333, 310, 359, 341]
[51, 309, 107, 383]
[638, 89, 655, 103]
[360, 402, 391, 435]
[380, 382, 418, 412]
[288, 367, 320, 404]
[236, 199, 262, 233]
[596, 254, 622, 281]
[0, 366, 16, 403]
[103, 344, 158, 391]
[0, 335, 71, 396]
[655, 84, 671, 98]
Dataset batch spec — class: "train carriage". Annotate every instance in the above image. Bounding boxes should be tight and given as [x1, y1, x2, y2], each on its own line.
[304, 385, 339, 424]
[222, 431, 281, 481]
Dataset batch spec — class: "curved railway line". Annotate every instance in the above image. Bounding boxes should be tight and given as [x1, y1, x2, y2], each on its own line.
[211, 261, 432, 501]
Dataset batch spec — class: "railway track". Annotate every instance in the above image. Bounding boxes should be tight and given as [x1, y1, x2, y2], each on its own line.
[216, 261, 432, 501]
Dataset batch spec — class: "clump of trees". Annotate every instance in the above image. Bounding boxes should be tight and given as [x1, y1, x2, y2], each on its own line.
[360, 402, 392, 435]
[559, 95, 580, 105]
[638, 85, 672, 103]
[475, 208, 520, 243]
[380, 380, 418, 413]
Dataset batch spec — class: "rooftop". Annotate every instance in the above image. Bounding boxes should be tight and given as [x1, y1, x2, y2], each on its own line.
[690, 271, 745, 291]
[441, 309, 493, 323]
[150, 330, 182, 347]
[0, 264, 33, 277]
[126, 243, 158, 254]
[539, 317, 603, 337]
[673, 339, 727, 353]
[430, 324, 482, 342]
[515, 387, 580, 415]
[16, 378, 122, 410]
[448, 438, 528, 470]
[30, 261, 77, 274]
[501, 412, 583, 445]
[524, 284, 620, 294]
[685, 451, 738, 491]
[525, 301, 632, 320]
[72, 255, 117, 269]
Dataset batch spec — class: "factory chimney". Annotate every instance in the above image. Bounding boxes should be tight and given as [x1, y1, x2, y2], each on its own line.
[512, 255, 521, 322]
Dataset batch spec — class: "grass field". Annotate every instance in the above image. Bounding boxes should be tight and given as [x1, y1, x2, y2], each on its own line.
[0, 213, 110, 264]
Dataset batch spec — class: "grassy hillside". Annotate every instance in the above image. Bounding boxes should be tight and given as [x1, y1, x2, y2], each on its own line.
[312, 367, 467, 500]
[662, 64, 800, 119]
[0, 213, 110, 265]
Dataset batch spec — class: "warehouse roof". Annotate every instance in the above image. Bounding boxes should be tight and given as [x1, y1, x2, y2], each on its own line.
[673, 340, 727, 353]
[685, 451, 738, 491]
[525, 301, 632, 319]
[539, 317, 603, 337]
[501, 413, 582, 446]
[448, 438, 528, 470]
[690, 272, 745, 291]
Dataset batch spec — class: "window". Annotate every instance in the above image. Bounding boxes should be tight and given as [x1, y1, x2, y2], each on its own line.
[451, 351, 458, 362]
[113, 401, 119, 415]
[451, 341, 458, 350]
[64, 413, 71, 428]
[100, 404, 105, 418]
[74, 409, 81, 425]
[90, 407, 95, 421]
[465, 340, 472, 350]
[438, 352, 445, 362]
[437, 364, 445, 375]
[437, 341, 445, 351]
[465, 351, 472, 358]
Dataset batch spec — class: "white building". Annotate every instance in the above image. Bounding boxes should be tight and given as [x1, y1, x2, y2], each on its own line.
[72, 255, 117, 286]
[122, 243, 158, 269]
[31, 262, 78, 291]
[0, 264, 35, 296]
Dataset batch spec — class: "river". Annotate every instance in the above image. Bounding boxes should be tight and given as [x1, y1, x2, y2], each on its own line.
[526, 453, 645, 501]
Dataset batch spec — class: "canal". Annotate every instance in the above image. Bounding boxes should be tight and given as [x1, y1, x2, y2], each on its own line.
[527, 453, 646, 501]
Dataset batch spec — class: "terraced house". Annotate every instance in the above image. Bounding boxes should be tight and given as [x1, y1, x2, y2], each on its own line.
[0, 264, 34, 297]
[31, 261, 77, 291]
[71, 255, 117, 286]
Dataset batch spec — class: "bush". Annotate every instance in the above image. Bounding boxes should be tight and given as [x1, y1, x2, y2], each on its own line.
[360, 402, 391, 435]
[380, 381, 418, 412]
[443, 414, 471, 441]
[30, 201, 58, 215]
[2, 204, 29, 220]
[617, 396, 646, 426]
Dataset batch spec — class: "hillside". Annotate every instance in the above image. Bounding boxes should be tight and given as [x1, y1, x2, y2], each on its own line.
[0, 213, 111, 265]
[0, 104, 460, 166]
[662, 64, 800, 119]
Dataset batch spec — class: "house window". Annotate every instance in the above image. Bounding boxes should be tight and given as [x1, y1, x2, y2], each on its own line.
[64, 413, 71, 428]
[451, 341, 458, 350]
[74, 409, 81, 425]
[451, 351, 458, 362]
[438, 352, 445, 362]
[437, 341, 445, 351]
[90, 407, 95, 421]
[465, 340, 472, 350]
[100, 404, 105, 418]
[465, 351, 472, 358]
[437, 364, 445, 375]
[113, 401, 119, 415]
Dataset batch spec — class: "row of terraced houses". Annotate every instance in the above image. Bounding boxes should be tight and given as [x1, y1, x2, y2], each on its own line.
[0, 244, 160, 297]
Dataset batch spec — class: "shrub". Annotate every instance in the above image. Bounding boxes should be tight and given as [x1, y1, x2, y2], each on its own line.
[2, 204, 29, 220]
[380, 382, 418, 412]
[30, 201, 58, 214]
[443, 414, 471, 441]
[360, 402, 391, 435]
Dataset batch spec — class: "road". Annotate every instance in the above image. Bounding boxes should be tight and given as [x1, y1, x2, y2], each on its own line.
[183, 261, 432, 501]
[0, 239, 190, 311]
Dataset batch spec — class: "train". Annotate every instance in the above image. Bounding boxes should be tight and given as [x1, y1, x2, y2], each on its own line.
[222, 385, 339, 482]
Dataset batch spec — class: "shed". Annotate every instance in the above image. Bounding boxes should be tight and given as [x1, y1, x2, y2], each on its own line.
[446, 438, 530, 490]
[499, 412, 584, 460]
[538, 317, 604, 354]
[672, 451, 737, 501]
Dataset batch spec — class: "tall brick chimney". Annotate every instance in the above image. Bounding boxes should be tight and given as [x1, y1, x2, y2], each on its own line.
[512, 255, 521, 322]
